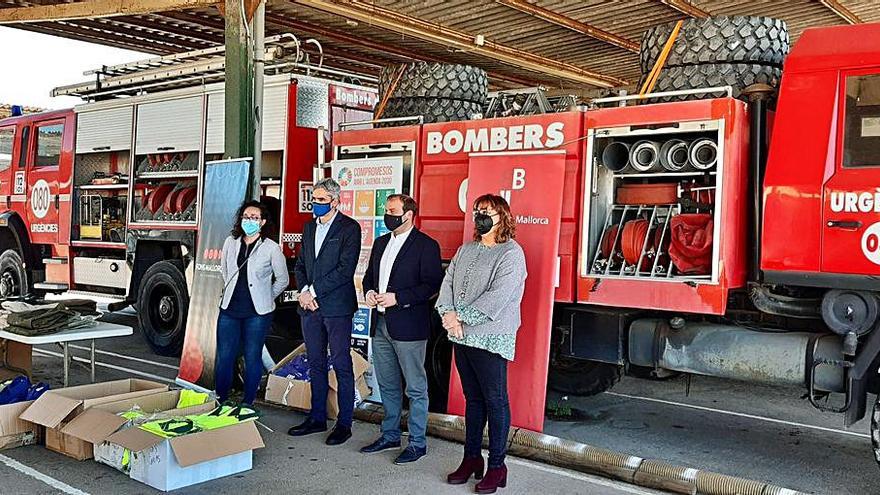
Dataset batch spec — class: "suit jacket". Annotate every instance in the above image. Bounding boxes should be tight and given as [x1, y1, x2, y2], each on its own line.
[362, 227, 443, 341]
[293, 212, 362, 318]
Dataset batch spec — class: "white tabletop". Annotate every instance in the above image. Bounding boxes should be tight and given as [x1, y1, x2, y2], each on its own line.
[0, 321, 133, 345]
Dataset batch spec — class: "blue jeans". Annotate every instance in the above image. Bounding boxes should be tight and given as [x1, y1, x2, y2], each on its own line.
[302, 311, 355, 427]
[372, 315, 429, 449]
[214, 310, 272, 405]
[454, 343, 510, 468]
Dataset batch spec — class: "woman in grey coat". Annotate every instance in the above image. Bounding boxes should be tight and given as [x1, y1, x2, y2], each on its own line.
[215, 200, 289, 407]
[436, 194, 527, 494]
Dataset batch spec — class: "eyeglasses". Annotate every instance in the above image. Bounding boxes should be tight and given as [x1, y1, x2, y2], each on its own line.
[473, 209, 499, 216]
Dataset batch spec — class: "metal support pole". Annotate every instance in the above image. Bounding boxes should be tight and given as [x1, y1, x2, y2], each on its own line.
[251, 1, 265, 200]
[90, 340, 96, 383]
[224, 0, 255, 162]
[63, 343, 69, 387]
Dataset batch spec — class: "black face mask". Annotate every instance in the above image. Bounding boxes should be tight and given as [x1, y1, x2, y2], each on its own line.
[474, 213, 495, 236]
[383, 213, 406, 232]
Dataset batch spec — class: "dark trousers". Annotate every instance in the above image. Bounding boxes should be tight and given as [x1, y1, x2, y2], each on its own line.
[302, 311, 355, 427]
[454, 343, 510, 468]
[214, 310, 272, 405]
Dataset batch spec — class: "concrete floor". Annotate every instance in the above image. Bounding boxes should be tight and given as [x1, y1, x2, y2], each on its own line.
[0, 310, 664, 495]
[9, 307, 876, 494]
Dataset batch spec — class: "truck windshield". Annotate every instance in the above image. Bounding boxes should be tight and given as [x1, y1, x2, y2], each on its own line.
[843, 73, 880, 168]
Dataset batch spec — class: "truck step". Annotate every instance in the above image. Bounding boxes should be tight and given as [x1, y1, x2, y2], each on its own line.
[42, 257, 68, 265]
[33, 282, 70, 292]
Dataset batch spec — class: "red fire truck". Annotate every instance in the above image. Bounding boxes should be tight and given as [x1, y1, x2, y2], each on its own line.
[0, 43, 376, 357]
[332, 20, 880, 456]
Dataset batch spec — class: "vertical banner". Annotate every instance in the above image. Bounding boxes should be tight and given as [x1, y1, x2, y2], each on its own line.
[177, 159, 251, 391]
[447, 151, 565, 432]
[330, 156, 404, 401]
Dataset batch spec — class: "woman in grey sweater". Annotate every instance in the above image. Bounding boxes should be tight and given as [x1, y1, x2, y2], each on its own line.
[436, 194, 527, 494]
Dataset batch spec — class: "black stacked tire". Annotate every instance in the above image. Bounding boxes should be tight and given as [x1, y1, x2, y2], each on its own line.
[379, 97, 483, 126]
[377, 63, 488, 126]
[640, 16, 789, 102]
[379, 63, 488, 103]
[640, 16, 789, 73]
[651, 63, 783, 101]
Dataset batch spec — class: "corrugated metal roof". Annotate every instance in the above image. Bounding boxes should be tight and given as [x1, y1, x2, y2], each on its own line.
[2, 0, 878, 94]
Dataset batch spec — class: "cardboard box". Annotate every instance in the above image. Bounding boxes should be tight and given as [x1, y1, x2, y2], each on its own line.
[0, 340, 32, 381]
[0, 400, 39, 451]
[84, 390, 218, 473]
[19, 379, 167, 460]
[104, 419, 264, 492]
[265, 344, 370, 419]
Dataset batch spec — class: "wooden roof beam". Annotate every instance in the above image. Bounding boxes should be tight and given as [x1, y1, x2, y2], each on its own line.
[817, 0, 862, 24]
[291, 0, 627, 88]
[494, 0, 639, 53]
[11, 23, 167, 54]
[656, 0, 709, 18]
[0, 0, 221, 24]
[263, 14, 547, 88]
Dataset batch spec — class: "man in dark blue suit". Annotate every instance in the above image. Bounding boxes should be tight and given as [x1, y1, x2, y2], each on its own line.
[359, 194, 443, 464]
[289, 178, 362, 445]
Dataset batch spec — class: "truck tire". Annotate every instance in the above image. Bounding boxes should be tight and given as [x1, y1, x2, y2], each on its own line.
[0, 249, 28, 300]
[871, 394, 880, 466]
[137, 261, 188, 356]
[378, 97, 482, 126]
[426, 314, 452, 413]
[651, 63, 782, 101]
[548, 356, 622, 396]
[640, 16, 789, 73]
[379, 63, 488, 104]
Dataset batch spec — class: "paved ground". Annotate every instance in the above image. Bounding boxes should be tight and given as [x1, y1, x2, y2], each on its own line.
[0, 309, 664, 495]
[10, 306, 880, 494]
[544, 376, 879, 495]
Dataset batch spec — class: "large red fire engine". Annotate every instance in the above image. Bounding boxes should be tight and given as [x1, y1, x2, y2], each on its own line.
[332, 21, 880, 455]
[0, 41, 376, 357]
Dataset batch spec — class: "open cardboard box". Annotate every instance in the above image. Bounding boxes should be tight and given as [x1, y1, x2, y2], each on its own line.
[19, 378, 168, 460]
[0, 400, 39, 451]
[265, 343, 370, 419]
[77, 390, 219, 473]
[102, 413, 264, 492]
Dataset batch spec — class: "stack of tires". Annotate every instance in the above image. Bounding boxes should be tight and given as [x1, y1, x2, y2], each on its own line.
[640, 16, 790, 101]
[376, 62, 488, 126]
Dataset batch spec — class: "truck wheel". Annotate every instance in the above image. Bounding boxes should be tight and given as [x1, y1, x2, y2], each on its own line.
[0, 250, 28, 300]
[380, 63, 488, 104]
[651, 63, 782, 101]
[640, 16, 789, 73]
[548, 356, 622, 396]
[425, 314, 452, 413]
[379, 97, 483, 126]
[137, 261, 188, 356]
[871, 394, 880, 466]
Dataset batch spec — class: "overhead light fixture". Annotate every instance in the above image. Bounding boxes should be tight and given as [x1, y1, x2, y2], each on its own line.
[346, 19, 358, 27]
[474, 34, 485, 46]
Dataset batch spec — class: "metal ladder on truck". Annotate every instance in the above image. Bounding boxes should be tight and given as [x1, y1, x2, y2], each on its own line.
[52, 34, 375, 100]
[482, 87, 579, 118]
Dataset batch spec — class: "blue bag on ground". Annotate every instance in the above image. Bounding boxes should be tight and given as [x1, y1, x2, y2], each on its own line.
[0, 376, 31, 405]
[25, 382, 50, 401]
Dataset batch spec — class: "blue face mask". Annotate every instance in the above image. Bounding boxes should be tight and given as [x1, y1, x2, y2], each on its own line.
[312, 202, 332, 217]
[241, 219, 261, 236]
